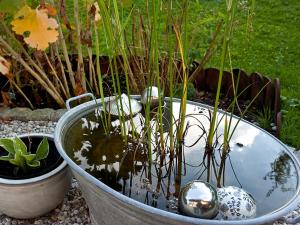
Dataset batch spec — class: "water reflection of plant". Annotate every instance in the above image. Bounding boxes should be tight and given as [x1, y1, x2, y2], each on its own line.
[263, 153, 296, 197]
[78, 104, 243, 199]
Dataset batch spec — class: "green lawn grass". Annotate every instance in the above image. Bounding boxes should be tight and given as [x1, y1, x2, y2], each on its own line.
[26, 0, 300, 148]
[189, 0, 300, 148]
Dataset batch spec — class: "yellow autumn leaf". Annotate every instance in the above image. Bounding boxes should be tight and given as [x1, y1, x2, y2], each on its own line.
[11, 5, 59, 50]
[0, 56, 10, 75]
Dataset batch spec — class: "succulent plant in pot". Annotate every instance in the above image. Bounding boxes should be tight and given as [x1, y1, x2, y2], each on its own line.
[0, 133, 71, 219]
[0, 136, 49, 175]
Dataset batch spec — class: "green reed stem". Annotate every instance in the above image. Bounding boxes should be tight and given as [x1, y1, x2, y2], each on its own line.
[167, 0, 175, 155]
[144, 0, 157, 162]
[94, 21, 110, 134]
[217, 116, 229, 187]
[97, 0, 127, 139]
[174, 25, 187, 144]
[226, 46, 241, 140]
[174, 0, 189, 144]
[74, 0, 86, 91]
[207, 0, 235, 149]
[151, 0, 165, 152]
[112, 0, 138, 140]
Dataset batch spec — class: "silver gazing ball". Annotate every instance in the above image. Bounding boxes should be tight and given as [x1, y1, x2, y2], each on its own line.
[105, 93, 142, 116]
[141, 86, 162, 108]
[217, 186, 256, 220]
[179, 180, 219, 219]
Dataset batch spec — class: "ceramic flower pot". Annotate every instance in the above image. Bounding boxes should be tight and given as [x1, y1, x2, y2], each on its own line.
[0, 133, 71, 219]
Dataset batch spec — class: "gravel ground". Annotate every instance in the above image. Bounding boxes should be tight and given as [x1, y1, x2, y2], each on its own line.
[0, 120, 299, 225]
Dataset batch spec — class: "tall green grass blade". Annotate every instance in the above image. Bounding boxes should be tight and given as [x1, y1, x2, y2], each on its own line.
[207, 0, 236, 149]
[94, 21, 110, 134]
[174, 25, 187, 143]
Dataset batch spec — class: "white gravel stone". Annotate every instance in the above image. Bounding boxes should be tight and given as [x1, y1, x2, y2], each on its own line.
[0, 120, 299, 224]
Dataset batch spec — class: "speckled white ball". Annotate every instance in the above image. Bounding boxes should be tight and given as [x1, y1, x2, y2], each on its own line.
[217, 186, 256, 220]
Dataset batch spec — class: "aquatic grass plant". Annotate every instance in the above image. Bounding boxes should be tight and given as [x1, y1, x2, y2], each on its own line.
[0, 0, 265, 190]
[98, 1, 255, 188]
[93, 0, 195, 160]
[207, 0, 236, 151]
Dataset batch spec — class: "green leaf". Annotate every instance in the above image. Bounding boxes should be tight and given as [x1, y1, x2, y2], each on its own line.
[0, 0, 25, 14]
[9, 159, 21, 167]
[23, 154, 36, 163]
[35, 137, 49, 161]
[13, 137, 28, 155]
[11, 152, 26, 171]
[0, 138, 15, 154]
[0, 155, 11, 161]
[27, 160, 40, 168]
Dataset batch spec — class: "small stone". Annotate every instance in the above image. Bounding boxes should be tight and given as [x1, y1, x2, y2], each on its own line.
[55, 208, 60, 213]
[34, 220, 42, 225]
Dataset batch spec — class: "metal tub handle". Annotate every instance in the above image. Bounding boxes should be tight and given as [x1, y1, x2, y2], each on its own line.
[66, 93, 95, 110]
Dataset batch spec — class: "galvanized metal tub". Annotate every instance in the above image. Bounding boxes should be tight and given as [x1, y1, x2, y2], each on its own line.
[54, 94, 300, 225]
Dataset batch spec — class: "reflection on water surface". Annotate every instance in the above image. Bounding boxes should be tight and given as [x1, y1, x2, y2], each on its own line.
[64, 102, 298, 217]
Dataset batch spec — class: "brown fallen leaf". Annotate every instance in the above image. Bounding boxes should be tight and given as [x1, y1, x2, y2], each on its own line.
[11, 5, 59, 50]
[90, 2, 101, 22]
[0, 56, 10, 75]
[74, 72, 85, 96]
[39, 3, 57, 17]
[1, 91, 10, 106]
[59, 0, 72, 30]
[81, 30, 92, 47]
[75, 82, 85, 96]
